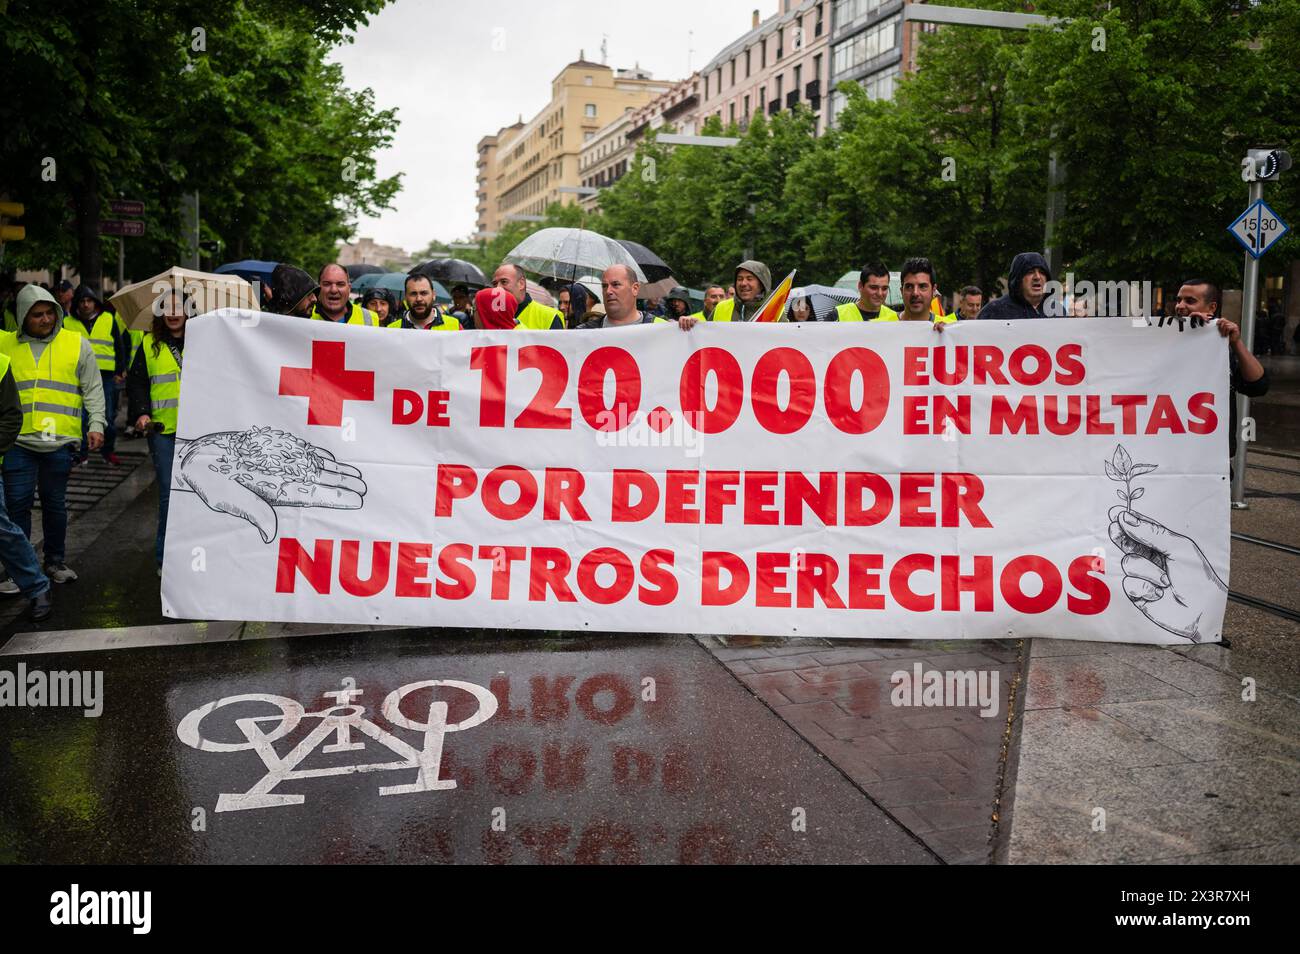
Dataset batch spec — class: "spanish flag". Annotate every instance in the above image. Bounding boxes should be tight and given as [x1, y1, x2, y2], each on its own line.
[748, 269, 796, 322]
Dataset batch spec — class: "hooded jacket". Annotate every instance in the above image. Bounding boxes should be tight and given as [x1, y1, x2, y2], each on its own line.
[7, 284, 107, 452]
[268, 264, 319, 316]
[712, 260, 771, 322]
[978, 252, 1053, 321]
[67, 284, 128, 372]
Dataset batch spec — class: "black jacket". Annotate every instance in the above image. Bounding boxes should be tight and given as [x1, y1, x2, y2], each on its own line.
[1228, 350, 1270, 457]
[978, 252, 1053, 321]
[0, 366, 23, 456]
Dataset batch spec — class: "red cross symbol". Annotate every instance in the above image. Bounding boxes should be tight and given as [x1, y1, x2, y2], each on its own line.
[279, 340, 375, 426]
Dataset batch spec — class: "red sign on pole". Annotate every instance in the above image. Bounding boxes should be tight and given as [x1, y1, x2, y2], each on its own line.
[98, 219, 145, 237]
[109, 199, 145, 216]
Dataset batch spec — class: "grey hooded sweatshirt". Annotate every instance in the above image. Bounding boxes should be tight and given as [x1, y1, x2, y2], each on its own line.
[10, 284, 106, 453]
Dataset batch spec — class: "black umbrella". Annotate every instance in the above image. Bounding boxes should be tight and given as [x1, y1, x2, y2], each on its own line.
[410, 258, 488, 289]
[615, 239, 674, 285]
[344, 263, 383, 280]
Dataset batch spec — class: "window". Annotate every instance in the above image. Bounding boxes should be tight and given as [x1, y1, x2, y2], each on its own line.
[730, 59, 736, 86]
[776, 74, 784, 99]
[830, 14, 900, 75]
[760, 38, 767, 69]
[743, 94, 750, 118]
[777, 28, 784, 59]
[585, 103, 597, 118]
[729, 103, 735, 124]
[794, 16, 803, 50]
[584, 75, 593, 86]
[813, 53, 822, 84]
[816, 2, 825, 37]
[704, 74, 709, 98]
[832, 0, 890, 35]
[794, 64, 802, 89]
[584, 131, 594, 142]
[745, 49, 751, 78]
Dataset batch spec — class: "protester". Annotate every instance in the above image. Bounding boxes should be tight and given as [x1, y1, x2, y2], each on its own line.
[399, 274, 460, 330]
[789, 294, 814, 322]
[978, 252, 1053, 320]
[701, 261, 770, 324]
[663, 287, 691, 320]
[126, 288, 187, 573]
[1173, 279, 1269, 458]
[475, 286, 519, 330]
[448, 285, 474, 324]
[956, 285, 984, 319]
[566, 283, 592, 329]
[0, 339, 52, 619]
[312, 264, 382, 325]
[577, 265, 671, 328]
[0, 284, 105, 587]
[557, 286, 572, 322]
[892, 259, 954, 324]
[836, 263, 898, 322]
[361, 287, 400, 326]
[490, 264, 564, 329]
[687, 284, 725, 322]
[268, 264, 318, 317]
[65, 285, 126, 466]
[54, 280, 74, 317]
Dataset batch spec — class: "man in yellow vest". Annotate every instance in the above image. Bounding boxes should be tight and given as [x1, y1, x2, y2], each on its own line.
[490, 264, 564, 330]
[576, 265, 672, 329]
[705, 260, 770, 324]
[835, 262, 900, 322]
[67, 285, 127, 465]
[0, 284, 105, 589]
[887, 258, 956, 327]
[311, 264, 384, 326]
[685, 284, 726, 323]
[0, 319, 53, 620]
[398, 274, 461, 330]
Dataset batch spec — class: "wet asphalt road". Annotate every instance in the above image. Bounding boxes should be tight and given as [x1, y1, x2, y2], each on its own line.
[0, 485, 936, 864]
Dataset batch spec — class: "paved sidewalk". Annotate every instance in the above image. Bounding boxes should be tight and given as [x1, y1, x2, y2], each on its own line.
[696, 634, 1022, 864]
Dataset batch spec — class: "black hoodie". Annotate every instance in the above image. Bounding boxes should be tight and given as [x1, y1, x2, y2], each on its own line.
[978, 252, 1053, 321]
[67, 284, 127, 373]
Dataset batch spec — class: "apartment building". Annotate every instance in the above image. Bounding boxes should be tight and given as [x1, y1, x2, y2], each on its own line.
[476, 56, 671, 233]
[696, 1, 833, 135]
[827, 0, 938, 123]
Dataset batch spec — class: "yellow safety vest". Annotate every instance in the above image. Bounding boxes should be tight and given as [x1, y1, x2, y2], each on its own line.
[76, 311, 117, 371]
[142, 334, 182, 434]
[393, 310, 462, 331]
[311, 302, 382, 326]
[0, 351, 8, 462]
[835, 302, 901, 322]
[709, 299, 738, 322]
[863, 308, 955, 323]
[516, 299, 564, 330]
[0, 328, 85, 440]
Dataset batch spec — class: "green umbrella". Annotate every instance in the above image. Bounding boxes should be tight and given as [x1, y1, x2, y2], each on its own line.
[374, 272, 451, 303]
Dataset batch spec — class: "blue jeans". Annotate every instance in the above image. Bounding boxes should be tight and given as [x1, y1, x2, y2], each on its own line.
[0, 472, 51, 598]
[2, 444, 74, 565]
[147, 432, 176, 567]
[80, 371, 117, 460]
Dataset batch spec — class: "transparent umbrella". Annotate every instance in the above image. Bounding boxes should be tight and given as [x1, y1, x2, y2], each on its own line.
[505, 227, 647, 283]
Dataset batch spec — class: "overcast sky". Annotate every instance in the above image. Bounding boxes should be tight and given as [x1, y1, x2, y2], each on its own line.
[328, 0, 765, 253]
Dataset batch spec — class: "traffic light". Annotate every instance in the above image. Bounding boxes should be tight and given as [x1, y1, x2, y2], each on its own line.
[0, 201, 24, 242]
[1243, 148, 1292, 182]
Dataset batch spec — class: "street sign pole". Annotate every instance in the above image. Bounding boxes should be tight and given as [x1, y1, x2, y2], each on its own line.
[118, 237, 125, 288]
[1231, 177, 1264, 509]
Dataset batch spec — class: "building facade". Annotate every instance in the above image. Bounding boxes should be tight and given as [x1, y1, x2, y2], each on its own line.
[827, 0, 936, 123]
[578, 72, 701, 212]
[477, 56, 671, 233]
[696, 1, 833, 136]
[336, 237, 411, 271]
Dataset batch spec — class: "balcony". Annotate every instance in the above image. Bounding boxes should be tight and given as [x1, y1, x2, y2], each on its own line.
[768, 98, 781, 115]
[786, 90, 800, 108]
[805, 79, 820, 99]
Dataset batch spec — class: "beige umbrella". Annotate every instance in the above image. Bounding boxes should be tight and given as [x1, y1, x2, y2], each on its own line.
[110, 267, 259, 331]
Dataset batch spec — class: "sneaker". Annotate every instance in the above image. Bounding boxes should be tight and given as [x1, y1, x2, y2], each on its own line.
[44, 563, 78, 584]
[0, 578, 19, 595]
[104, 453, 123, 465]
[30, 589, 52, 622]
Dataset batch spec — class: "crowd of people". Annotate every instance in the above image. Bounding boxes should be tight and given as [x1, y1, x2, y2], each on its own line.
[0, 248, 1272, 623]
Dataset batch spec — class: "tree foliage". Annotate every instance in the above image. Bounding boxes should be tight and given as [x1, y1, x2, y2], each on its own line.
[0, 0, 398, 284]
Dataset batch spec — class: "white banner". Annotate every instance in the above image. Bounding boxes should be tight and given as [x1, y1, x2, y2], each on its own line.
[162, 311, 1231, 644]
